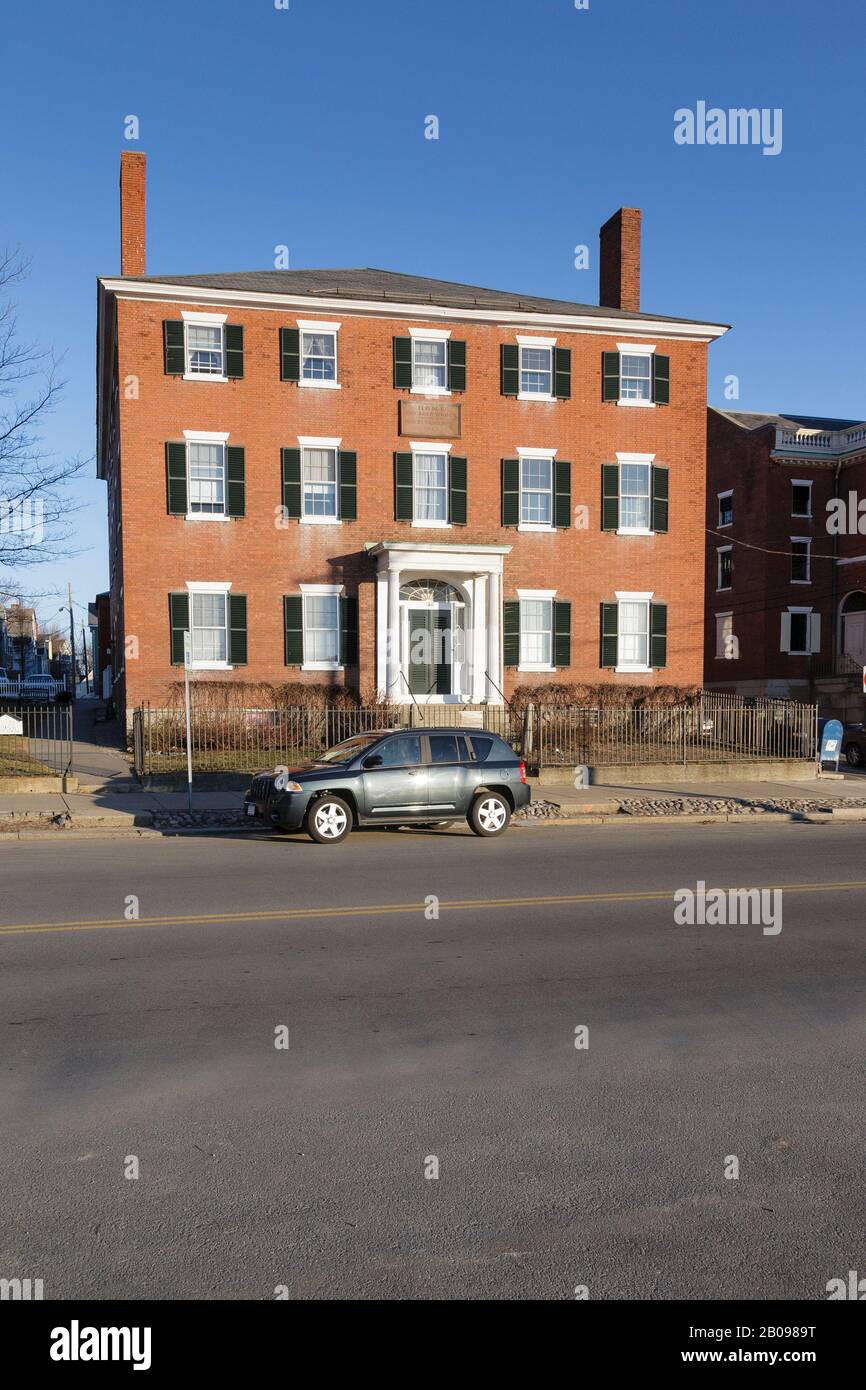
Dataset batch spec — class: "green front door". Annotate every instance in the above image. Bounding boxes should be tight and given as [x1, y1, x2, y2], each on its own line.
[407, 606, 452, 696]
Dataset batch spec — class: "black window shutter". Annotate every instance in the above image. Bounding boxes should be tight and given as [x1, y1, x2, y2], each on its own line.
[339, 451, 357, 521]
[224, 324, 244, 379]
[500, 344, 519, 396]
[503, 600, 521, 668]
[228, 594, 248, 666]
[280, 327, 300, 382]
[553, 601, 571, 668]
[164, 320, 185, 375]
[166, 442, 187, 515]
[602, 351, 620, 402]
[283, 595, 303, 665]
[602, 462, 620, 531]
[449, 456, 467, 525]
[554, 460, 572, 529]
[650, 603, 668, 667]
[393, 337, 412, 390]
[395, 452, 414, 521]
[651, 465, 669, 533]
[447, 340, 467, 392]
[600, 602, 618, 668]
[340, 594, 359, 666]
[169, 592, 190, 665]
[226, 446, 246, 517]
[501, 458, 520, 526]
[281, 447, 302, 519]
[554, 347, 571, 400]
[653, 354, 670, 405]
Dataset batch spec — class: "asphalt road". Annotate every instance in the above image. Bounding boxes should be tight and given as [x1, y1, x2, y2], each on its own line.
[1, 819, 864, 1301]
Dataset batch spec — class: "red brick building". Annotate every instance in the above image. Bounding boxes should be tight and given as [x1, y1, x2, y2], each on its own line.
[97, 153, 728, 723]
[705, 408, 866, 718]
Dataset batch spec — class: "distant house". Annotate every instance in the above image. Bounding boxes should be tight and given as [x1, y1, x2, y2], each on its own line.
[0, 604, 39, 676]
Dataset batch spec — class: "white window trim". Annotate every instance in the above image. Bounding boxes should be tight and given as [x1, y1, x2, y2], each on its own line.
[613, 589, 653, 674]
[791, 478, 813, 518]
[717, 488, 733, 527]
[715, 610, 734, 660]
[409, 443, 452, 529]
[298, 438, 342, 525]
[785, 605, 814, 656]
[182, 433, 230, 522]
[516, 589, 557, 672]
[791, 535, 812, 584]
[184, 580, 232, 670]
[717, 544, 733, 591]
[297, 320, 341, 390]
[409, 328, 452, 396]
[182, 314, 228, 382]
[616, 341, 656, 409]
[616, 451, 655, 536]
[515, 448, 557, 532]
[517, 336, 557, 402]
[300, 583, 344, 672]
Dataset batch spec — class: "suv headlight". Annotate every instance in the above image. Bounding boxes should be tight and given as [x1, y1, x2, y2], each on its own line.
[277, 781, 305, 794]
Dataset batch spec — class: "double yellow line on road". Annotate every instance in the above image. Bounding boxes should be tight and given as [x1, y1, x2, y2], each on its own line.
[2, 880, 866, 938]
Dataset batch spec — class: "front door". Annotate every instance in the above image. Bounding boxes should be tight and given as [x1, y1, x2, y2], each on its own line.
[843, 612, 866, 666]
[406, 605, 452, 696]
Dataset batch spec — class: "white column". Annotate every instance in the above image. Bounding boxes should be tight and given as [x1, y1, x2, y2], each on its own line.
[486, 569, 501, 703]
[471, 575, 487, 703]
[386, 567, 401, 699]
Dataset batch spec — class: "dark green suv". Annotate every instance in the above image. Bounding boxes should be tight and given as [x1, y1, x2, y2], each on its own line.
[244, 727, 530, 844]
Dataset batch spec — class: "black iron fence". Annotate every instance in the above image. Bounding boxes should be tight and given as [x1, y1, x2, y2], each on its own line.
[0, 703, 73, 779]
[132, 694, 816, 778]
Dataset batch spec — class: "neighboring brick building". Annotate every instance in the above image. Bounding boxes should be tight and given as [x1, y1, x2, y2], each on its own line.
[705, 408, 866, 717]
[97, 153, 728, 723]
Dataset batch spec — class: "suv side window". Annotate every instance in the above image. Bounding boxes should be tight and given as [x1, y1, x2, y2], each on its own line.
[468, 735, 494, 762]
[376, 734, 422, 768]
[428, 734, 464, 764]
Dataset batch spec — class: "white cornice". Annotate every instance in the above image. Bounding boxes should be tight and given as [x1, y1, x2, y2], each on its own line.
[97, 278, 729, 342]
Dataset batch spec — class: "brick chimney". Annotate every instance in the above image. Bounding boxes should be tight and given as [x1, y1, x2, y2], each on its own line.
[599, 207, 641, 313]
[120, 150, 147, 276]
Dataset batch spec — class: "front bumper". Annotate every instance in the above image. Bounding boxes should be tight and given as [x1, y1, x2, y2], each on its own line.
[243, 792, 311, 831]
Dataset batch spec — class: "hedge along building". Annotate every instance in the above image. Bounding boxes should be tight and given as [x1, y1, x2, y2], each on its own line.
[96, 153, 728, 724]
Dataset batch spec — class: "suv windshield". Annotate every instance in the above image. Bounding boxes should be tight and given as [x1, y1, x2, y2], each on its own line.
[314, 733, 383, 765]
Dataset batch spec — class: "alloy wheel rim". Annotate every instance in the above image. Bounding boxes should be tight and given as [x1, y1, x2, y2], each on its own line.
[478, 798, 506, 831]
[316, 804, 347, 837]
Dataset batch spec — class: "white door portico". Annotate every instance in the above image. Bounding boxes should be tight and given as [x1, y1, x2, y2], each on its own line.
[368, 540, 511, 704]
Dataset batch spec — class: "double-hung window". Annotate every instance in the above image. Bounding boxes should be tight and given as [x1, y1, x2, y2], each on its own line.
[791, 481, 812, 518]
[618, 596, 650, 669]
[186, 323, 224, 376]
[519, 452, 554, 527]
[718, 490, 733, 527]
[519, 594, 554, 669]
[301, 586, 341, 668]
[299, 321, 339, 387]
[791, 537, 811, 583]
[302, 446, 338, 520]
[717, 545, 733, 590]
[187, 440, 227, 517]
[413, 448, 449, 524]
[190, 590, 228, 665]
[619, 353, 652, 402]
[619, 461, 651, 531]
[410, 329, 450, 393]
[518, 338, 555, 399]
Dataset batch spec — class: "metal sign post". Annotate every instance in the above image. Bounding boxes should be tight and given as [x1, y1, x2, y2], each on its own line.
[183, 632, 193, 814]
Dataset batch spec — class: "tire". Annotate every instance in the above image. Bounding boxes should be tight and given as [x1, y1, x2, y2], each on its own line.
[305, 795, 352, 844]
[845, 742, 864, 768]
[468, 793, 511, 838]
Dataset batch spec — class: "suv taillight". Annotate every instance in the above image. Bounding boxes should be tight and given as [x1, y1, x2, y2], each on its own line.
[518, 759, 527, 784]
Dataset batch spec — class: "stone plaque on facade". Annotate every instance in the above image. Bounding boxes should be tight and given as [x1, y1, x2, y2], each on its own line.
[399, 399, 461, 439]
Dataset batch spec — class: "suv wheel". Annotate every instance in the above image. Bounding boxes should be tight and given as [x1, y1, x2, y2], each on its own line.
[306, 795, 352, 844]
[468, 793, 510, 838]
[845, 742, 864, 768]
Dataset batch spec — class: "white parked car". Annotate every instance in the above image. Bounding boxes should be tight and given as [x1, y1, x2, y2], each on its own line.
[20, 675, 60, 703]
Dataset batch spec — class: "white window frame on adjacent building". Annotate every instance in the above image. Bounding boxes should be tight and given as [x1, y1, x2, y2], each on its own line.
[517, 335, 556, 401]
[298, 320, 341, 389]
[516, 588, 556, 672]
[185, 580, 232, 671]
[717, 489, 733, 527]
[782, 606, 819, 656]
[298, 435, 342, 525]
[182, 430, 230, 522]
[300, 582, 344, 671]
[410, 440, 452, 528]
[181, 311, 228, 382]
[409, 327, 451, 396]
[616, 341, 655, 408]
[614, 589, 653, 673]
[715, 610, 735, 660]
[791, 479, 812, 518]
[717, 544, 733, 591]
[617, 451, 655, 535]
[516, 446, 556, 531]
[791, 536, 812, 584]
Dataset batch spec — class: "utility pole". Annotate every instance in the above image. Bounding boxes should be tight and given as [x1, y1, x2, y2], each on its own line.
[67, 582, 76, 698]
[81, 622, 89, 693]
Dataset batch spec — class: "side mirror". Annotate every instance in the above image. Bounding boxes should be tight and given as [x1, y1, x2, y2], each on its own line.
[363, 754, 383, 769]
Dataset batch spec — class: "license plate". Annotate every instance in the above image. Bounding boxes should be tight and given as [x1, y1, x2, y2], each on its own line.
[246, 803, 256, 817]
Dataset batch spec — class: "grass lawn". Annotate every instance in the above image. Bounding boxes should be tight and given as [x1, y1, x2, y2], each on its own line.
[0, 737, 56, 777]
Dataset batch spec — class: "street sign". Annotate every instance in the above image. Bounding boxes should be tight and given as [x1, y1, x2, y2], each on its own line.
[819, 718, 843, 772]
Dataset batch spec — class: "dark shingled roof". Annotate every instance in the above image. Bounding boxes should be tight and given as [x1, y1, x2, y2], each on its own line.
[116, 266, 723, 327]
[713, 409, 863, 432]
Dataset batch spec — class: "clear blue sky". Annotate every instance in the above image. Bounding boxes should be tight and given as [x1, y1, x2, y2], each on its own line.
[2, 0, 864, 628]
